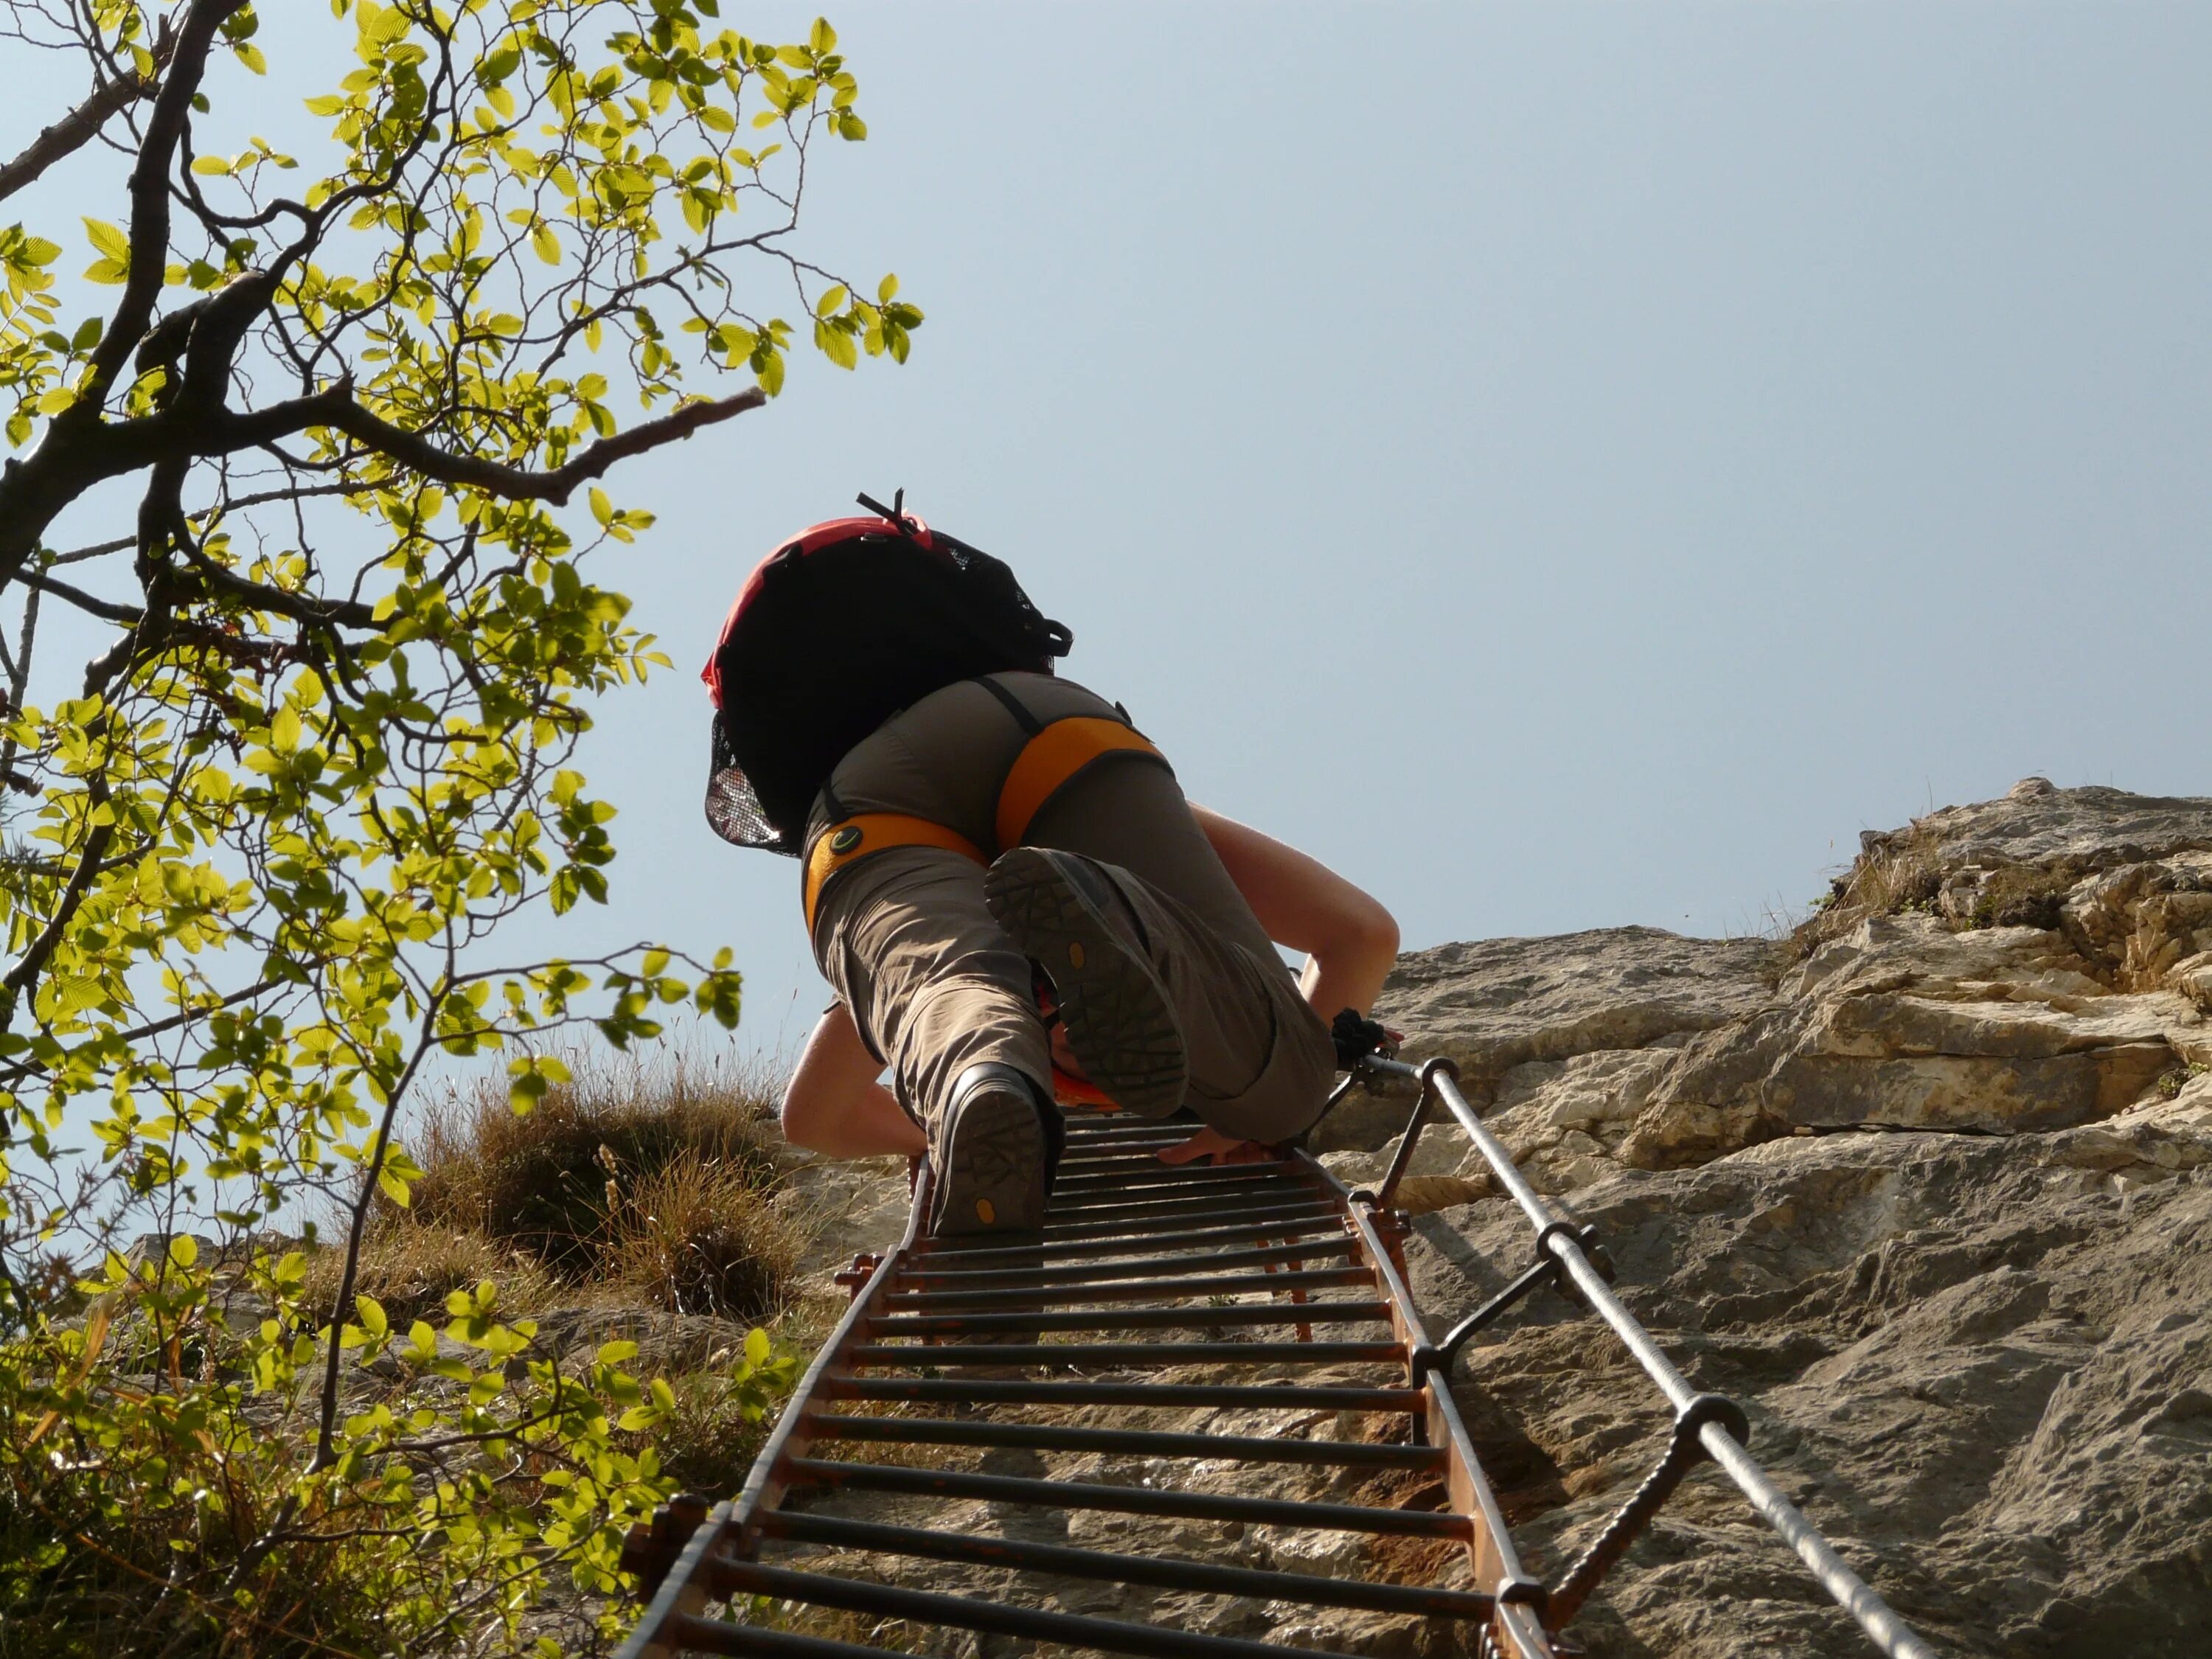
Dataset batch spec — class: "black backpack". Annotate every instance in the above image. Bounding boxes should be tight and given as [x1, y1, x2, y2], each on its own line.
[702, 493, 1074, 853]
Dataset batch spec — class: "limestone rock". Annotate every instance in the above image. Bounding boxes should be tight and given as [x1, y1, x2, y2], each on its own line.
[1407, 1138, 2212, 1658]
[1370, 782, 2212, 1655]
[1380, 928, 1778, 1077]
[1874, 781, 2212, 870]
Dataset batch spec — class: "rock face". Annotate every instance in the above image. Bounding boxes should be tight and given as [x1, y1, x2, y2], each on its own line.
[1346, 782, 2212, 1658]
[773, 782, 2212, 1659]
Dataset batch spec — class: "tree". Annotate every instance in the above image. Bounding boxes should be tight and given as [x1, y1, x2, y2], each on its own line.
[0, 1, 916, 1647]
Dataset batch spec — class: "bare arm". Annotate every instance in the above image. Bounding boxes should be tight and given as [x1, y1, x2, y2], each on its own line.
[782, 1004, 926, 1159]
[1189, 804, 1401, 1020]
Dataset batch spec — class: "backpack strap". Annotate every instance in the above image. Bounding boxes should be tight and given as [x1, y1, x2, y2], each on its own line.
[804, 813, 987, 933]
[970, 673, 1046, 735]
[804, 689, 1169, 930]
[995, 717, 1167, 852]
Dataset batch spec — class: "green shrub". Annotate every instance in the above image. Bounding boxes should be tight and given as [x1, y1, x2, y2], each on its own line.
[0, 1237, 801, 1657]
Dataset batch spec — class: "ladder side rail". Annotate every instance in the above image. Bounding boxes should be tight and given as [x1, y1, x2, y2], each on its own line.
[1315, 1155, 1552, 1659]
[1354, 1054, 1941, 1659]
[613, 1173, 929, 1659]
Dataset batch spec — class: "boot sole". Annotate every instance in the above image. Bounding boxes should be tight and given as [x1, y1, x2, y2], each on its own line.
[933, 1086, 1048, 1237]
[985, 849, 1188, 1117]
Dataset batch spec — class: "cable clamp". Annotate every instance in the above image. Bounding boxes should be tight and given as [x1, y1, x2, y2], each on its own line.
[1534, 1220, 1613, 1309]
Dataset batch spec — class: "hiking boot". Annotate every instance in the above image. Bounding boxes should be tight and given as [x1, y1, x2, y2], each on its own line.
[930, 1062, 1053, 1237]
[984, 847, 1188, 1117]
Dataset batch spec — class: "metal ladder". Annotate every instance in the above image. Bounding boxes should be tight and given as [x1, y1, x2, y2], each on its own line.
[614, 1062, 1941, 1659]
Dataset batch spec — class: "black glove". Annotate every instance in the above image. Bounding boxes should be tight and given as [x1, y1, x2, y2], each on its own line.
[1330, 1007, 1397, 1071]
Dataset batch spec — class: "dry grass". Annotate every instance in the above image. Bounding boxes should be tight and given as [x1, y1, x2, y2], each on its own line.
[322, 1043, 798, 1327]
[601, 1155, 799, 1320]
[408, 1046, 783, 1269]
[1780, 819, 2087, 967]
[1787, 825, 1946, 960]
[325, 1222, 569, 1332]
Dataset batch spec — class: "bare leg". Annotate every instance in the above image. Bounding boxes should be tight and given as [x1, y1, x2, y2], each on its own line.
[782, 1005, 927, 1159]
[1157, 1126, 1273, 1166]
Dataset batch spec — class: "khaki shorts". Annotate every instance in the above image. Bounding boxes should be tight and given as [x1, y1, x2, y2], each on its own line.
[807, 673, 1337, 1147]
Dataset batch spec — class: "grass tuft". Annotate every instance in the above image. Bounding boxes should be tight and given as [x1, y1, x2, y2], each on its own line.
[319, 1043, 798, 1328]
[601, 1155, 799, 1322]
[1787, 826, 1945, 959]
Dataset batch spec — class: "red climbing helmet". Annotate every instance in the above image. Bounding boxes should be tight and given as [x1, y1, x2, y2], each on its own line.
[702, 493, 1074, 853]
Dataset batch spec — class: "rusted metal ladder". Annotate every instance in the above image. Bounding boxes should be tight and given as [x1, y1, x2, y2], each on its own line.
[616, 1109, 1557, 1659]
[616, 1065, 1944, 1659]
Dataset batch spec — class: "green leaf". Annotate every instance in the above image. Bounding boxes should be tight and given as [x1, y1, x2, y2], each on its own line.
[815, 319, 857, 370]
[365, 5, 411, 45]
[530, 221, 560, 265]
[191, 156, 233, 177]
[588, 486, 613, 526]
[813, 285, 846, 317]
[744, 1326, 771, 1366]
[83, 219, 128, 261]
[167, 1235, 199, 1269]
[877, 273, 899, 303]
[809, 18, 837, 54]
[356, 1295, 389, 1338]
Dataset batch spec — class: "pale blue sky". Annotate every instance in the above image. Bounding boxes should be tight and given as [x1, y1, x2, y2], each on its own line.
[591, 1, 2212, 1057]
[11, 4, 2211, 1068]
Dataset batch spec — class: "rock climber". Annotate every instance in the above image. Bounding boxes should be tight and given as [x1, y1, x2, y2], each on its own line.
[702, 495, 1399, 1237]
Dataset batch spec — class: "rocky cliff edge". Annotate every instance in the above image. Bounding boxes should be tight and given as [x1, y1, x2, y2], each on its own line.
[1336, 780, 2212, 1657]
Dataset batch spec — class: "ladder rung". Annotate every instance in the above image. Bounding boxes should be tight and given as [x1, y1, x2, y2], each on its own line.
[844, 1340, 1403, 1369]
[786, 1458, 1469, 1538]
[811, 1412, 1437, 1465]
[911, 1211, 1344, 1266]
[814, 1380, 1427, 1417]
[759, 1511, 1498, 1620]
[867, 1299, 1389, 1337]
[883, 1265, 1368, 1310]
[894, 1235, 1358, 1288]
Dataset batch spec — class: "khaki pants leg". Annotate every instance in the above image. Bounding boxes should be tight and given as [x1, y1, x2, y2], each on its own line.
[1082, 858, 1340, 1143]
[813, 848, 1052, 1151]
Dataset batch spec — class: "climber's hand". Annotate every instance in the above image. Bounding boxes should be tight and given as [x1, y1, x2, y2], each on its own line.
[1158, 1127, 1273, 1166]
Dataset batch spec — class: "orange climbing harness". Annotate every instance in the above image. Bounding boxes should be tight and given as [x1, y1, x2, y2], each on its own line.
[801, 814, 988, 931]
[800, 716, 1165, 933]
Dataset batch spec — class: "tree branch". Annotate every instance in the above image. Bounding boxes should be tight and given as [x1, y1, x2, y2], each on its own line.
[0, 775, 116, 1033]
[175, 540, 374, 630]
[0, 27, 172, 206]
[75, 380, 768, 507]
[43, 480, 378, 568]
[11, 563, 142, 626]
[307, 384, 768, 505]
[74, 0, 249, 412]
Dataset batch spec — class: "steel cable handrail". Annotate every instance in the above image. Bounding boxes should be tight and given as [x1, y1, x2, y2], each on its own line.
[1354, 1053, 1941, 1659]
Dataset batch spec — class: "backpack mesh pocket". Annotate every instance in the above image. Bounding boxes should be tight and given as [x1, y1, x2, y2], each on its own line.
[704, 713, 785, 852]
